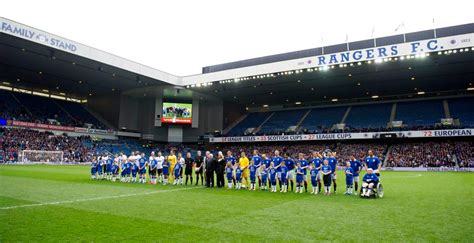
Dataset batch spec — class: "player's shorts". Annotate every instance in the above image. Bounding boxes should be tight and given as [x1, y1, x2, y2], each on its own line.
[250, 176, 256, 183]
[280, 175, 287, 184]
[323, 174, 332, 186]
[227, 175, 233, 181]
[331, 173, 337, 180]
[261, 175, 268, 184]
[157, 169, 163, 175]
[346, 178, 353, 186]
[353, 176, 359, 184]
[287, 170, 295, 180]
[296, 176, 303, 183]
[139, 169, 146, 174]
[106, 165, 112, 173]
[270, 179, 277, 186]
[236, 177, 242, 183]
[311, 179, 317, 187]
[242, 170, 249, 178]
[195, 168, 203, 174]
[185, 168, 193, 175]
[149, 169, 156, 176]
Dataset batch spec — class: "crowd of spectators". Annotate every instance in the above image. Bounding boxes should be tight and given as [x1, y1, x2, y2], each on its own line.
[0, 128, 93, 163]
[386, 142, 456, 167]
[453, 141, 474, 167]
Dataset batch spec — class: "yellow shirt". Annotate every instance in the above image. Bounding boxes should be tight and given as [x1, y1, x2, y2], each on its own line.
[239, 157, 250, 173]
[168, 155, 177, 171]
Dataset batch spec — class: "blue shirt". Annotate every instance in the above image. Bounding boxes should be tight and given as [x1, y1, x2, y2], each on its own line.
[272, 156, 283, 172]
[310, 168, 318, 180]
[284, 158, 295, 171]
[236, 168, 242, 180]
[226, 167, 233, 180]
[262, 159, 271, 168]
[363, 173, 379, 183]
[350, 160, 362, 176]
[311, 158, 322, 171]
[225, 156, 236, 165]
[296, 168, 304, 181]
[139, 157, 146, 169]
[252, 155, 262, 167]
[345, 167, 354, 180]
[269, 168, 277, 181]
[327, 157, 337, 174]
[321, 165, 332, 174]
[299, 159, 309, 174]
[162, 161, 169, 174]
[261, 167, 268, 178]
[249, 165, 257, 177]
[280, 165, 288, 177]
[150, 159, 157, 169]
[365, 156, 381, 170]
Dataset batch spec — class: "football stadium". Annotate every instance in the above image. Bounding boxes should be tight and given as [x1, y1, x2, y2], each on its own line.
[1, 3, 474, 242]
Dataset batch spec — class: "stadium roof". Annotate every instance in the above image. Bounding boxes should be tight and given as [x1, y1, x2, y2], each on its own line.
[0, 17, 473, 103]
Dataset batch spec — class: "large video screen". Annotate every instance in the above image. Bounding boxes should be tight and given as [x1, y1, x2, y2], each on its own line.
[162, 102, 192, 124]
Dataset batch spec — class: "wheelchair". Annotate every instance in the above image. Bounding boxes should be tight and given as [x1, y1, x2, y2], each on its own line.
[359, 182, 384, 199]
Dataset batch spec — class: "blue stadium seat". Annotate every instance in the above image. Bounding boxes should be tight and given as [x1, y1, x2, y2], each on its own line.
[395, 100, 445, 127]
[300, 107, 347, 132]
[258, 109, 308, 134]
[345, 103, 392, 129]
[227, 112, 271, 136]
[448, 97, 474, 127]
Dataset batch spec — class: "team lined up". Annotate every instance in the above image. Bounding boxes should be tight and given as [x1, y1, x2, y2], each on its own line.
[90, 149, 381, 197]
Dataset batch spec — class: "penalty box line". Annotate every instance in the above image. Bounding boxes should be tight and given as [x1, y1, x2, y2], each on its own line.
[0, 187, 199, 210]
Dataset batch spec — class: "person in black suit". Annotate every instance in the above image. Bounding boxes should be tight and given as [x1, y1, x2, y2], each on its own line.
[205, 153, 216, 187]
[216, 151, 226, 188]
[194, 151, 204, 186]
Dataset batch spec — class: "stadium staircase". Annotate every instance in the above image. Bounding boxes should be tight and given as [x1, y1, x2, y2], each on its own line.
[383, 145, 392, 167]
[340, 106, 351, 124]
[443, 100, 451, 118]
[294, 109, 312, 132]
[9, 92, 33, 117]
[389, 103, 397, 124]
[253, 112, 274, 134]
[223, 114, 248, 135]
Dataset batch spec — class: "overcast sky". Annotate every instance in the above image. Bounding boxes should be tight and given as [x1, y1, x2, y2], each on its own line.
[1, 0, 473, 76]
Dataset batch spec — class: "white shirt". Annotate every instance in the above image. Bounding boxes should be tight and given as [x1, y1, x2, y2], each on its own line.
[156, 156, 164, 169]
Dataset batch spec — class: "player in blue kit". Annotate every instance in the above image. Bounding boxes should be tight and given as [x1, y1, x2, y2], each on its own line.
[321, 159, 333, 196]
[311, 151, 323, 194]
[365, 150, 381, 177]
[249, 161, 257, 191]
[349, 156, 362, 194]
[138, 153, 147, 184]
[97, 156, 103, 179]
[149, 155, 158, 184]
[261, 154, 271, 188]
[111, 159, 119, 182]
[173, 161, 182, 185]
[105, 156, 113, 180]
[235, 161, 242, 189]
[226, 151, 237, 185]
[120, 158, 127, 182]
[251, 150, 262, 188]
[295, 162, 304, 193]
[344, 161, 355, 195]
[272, 150, 283, 190]
[280, 161, 288, 193]
[362, 168, 380, 197]
[326, 152, 338, 193]
[90, 159, 97, 179]
[260, 163, 269, 190]
[226, 162, 233, 189]
[269, 162, 277, 192]
[162, 160, 170, 185]
[283, 153, 295, 192]
[131, 155, 139, 183]
[309, 163, 319, 194]
[298, 153, 309, 193]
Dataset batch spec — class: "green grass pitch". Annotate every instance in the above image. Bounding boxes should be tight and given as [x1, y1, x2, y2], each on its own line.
[0, 165, 473, 242]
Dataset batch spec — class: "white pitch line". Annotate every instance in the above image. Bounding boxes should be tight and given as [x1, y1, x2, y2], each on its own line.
[0, 187, 198, 210]
[382, 174, 423, 179]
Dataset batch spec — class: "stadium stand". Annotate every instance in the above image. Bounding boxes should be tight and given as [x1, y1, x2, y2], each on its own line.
[345, 103, 392, 130]
[448, 97, 474, 127]
[394, 99, 445, 128]
[0, 90, 106, 129]
[257, 109, 308, 135]
[227, 112, 272, 136]
[296, 106, 347, 133]
[386, 141, 456, 167]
